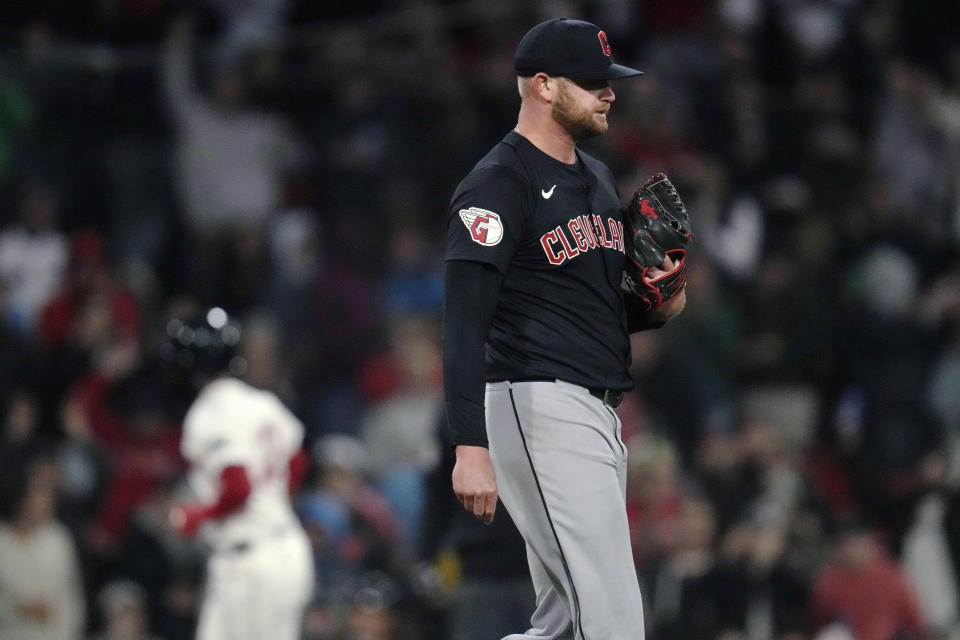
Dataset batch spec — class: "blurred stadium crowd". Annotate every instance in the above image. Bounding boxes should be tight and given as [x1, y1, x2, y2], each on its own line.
[1, 0, 960, 639]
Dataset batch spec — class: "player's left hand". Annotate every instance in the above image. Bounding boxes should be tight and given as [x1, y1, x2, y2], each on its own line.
[622, 173, 693, 311]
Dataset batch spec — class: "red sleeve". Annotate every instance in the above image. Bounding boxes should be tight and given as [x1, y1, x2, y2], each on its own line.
[206, 466, 252, 519]
[287, 449, 309, 494]
[187, 466, 252, 522]
[171, 466, 252, 537]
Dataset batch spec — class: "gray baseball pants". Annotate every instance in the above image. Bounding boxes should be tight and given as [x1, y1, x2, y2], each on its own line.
[486, 380, 645, 640]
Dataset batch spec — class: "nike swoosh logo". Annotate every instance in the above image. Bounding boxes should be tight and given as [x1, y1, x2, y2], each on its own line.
[541, 185, 556, 199]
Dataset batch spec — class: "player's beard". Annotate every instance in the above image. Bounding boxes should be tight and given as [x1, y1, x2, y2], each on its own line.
[552, 82, 609, 141]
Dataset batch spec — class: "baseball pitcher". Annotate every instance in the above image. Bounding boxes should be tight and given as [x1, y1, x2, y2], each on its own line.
[443, 18, 692, 640]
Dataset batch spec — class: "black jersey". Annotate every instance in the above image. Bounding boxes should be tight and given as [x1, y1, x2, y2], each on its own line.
[445, 130, 633, 392]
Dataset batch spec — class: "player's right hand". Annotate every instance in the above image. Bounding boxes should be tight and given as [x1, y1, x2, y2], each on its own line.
[642, 254, 687, 320]
[168, 503, 206, 538]
[452, 445, 498, 525]
[643, 253, 677, 281]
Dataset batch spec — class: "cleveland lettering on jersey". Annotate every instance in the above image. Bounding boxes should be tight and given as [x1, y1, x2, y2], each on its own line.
[538, 214, 624, 265]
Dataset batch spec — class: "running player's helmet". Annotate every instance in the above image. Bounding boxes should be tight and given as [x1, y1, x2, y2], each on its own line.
[160, 307, 246, 383]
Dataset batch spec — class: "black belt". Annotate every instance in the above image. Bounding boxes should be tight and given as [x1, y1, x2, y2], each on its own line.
[588, 387, 625, 408]
[223, 526, 291, 555]
[494, 378, 625, 409]
[227, 541, 252, 554]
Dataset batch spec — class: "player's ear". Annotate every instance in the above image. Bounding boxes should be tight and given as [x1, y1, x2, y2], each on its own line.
[531, 73, 555, 103]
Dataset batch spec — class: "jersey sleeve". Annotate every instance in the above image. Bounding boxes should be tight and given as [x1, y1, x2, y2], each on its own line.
[624, 293, 668, 333]
[443, 259, 503, 447]
[445, 163, 530, 274]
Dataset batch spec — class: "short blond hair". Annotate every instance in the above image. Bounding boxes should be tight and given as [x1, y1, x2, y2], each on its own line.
[517, 76, 532, 98]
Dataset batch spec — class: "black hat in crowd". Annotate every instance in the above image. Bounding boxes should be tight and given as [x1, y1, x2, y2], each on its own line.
[514, 18, 643, 81]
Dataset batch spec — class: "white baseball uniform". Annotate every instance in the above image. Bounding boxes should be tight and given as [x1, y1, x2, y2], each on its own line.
[181, 377, 314, 640]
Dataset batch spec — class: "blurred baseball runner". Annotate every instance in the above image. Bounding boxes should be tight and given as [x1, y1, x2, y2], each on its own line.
[443, 18, 691, 640]
[167, 308, 313, 640]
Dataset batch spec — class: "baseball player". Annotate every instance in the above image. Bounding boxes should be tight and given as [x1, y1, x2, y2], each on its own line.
[443, 18, 691, 640]
[166, 308, 314, 640]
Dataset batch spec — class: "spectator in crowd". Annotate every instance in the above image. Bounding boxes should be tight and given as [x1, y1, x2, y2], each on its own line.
[625, 435, 687, 570]
[0, 389, 50, 479]
[871, 60, 957, 253]
[811, 519, 928, 640]
[300, 435, 407, 595]
[337, 604, 395, 640]
[56, 394, 109, 536]
[359, 315, 442, 545]
[693, 427, 765, 537]
[380, 224, 443, 316]
[0, 181, 66, 334]
[37, 230, 141, 351]
[302, 595, 338, 640]
[67, 357, 183, 551]
[0, 468, 85, 640]
[835, 244, 945, 547]
[100, 484, 201, 640]
[161, 13, 301, 301]
[294, 216, 380, 435]
[640, 496, 737, 640]
[334, 577, 400, 640]
[88, 580, 162, 640]
[719, 509, 811, 640]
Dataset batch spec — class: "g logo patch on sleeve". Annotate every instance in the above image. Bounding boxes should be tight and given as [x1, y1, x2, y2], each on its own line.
[459, 207, 504, 246]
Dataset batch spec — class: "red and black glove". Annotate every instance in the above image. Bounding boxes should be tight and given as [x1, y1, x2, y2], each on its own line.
[622, 173, 694, 311]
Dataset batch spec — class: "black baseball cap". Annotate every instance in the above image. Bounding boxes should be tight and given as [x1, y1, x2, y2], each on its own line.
[514, 18, 643, 81]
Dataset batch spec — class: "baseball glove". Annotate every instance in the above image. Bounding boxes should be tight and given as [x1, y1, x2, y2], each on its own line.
[622, 173, 694, 310]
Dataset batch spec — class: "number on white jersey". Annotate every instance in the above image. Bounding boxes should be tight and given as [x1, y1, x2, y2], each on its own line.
[256, 422, 287, 483]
